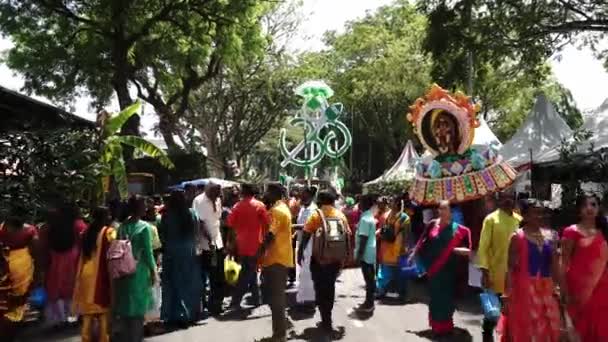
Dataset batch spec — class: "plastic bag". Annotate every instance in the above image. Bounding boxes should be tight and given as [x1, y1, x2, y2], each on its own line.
[399, 255, 425, 279]
[224, 257, 241, 286]
[480, 290, 501, 321]
[28, 286, 47, 309]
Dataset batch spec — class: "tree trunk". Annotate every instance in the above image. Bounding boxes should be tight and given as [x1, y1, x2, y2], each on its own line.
[157, 106, 184, 155]
[205, 142, 226, 178]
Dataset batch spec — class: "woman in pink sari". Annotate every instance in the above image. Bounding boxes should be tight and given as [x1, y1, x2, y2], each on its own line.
[561, 194, 608, 341]
[498, 199, 561, 341]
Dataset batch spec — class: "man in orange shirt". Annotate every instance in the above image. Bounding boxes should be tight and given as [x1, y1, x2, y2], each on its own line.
[298, 190, 350, 338]
[256, 183, 293, 342]
[227, 184, 270, 310]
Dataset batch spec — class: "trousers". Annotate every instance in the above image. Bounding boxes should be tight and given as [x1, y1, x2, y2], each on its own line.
[310, 259, 340, 330]
[262, 264, 288, 338]
[201, 249, 226, 314]
[361, 262, 376, 305]
[231, 255, 260, 306]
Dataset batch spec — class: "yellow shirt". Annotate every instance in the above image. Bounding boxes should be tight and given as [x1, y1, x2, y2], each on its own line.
[262, 201, 293, 268]
[477, 209, 522, 293]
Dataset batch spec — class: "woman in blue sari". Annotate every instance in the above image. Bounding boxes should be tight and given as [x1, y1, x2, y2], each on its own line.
[159, 191, 202, 327]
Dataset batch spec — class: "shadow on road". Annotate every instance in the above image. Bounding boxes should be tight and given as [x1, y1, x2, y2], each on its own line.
[405, 327, 473, 342]
[284, 325, 346, 342]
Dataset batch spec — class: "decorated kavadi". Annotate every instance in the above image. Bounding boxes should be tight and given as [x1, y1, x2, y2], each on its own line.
[407, 84, 517, 205]
[279, 81, 352, 170]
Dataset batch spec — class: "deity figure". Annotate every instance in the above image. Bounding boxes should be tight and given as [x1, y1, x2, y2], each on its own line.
[431, 110, 460, 155]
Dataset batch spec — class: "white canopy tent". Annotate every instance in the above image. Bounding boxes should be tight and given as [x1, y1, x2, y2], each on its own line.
[365, 140, 419, 185]
[472, 117, 502, 151]
[535, 97, 608, 165]
[501, 94, 573, 168]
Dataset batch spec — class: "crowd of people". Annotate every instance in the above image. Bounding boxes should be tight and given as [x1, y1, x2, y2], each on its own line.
[1, 181, 608, 342]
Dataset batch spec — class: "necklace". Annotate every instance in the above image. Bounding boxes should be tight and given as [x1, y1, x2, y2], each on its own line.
[524, 229, 546, 251]
[577, 223, 598, 238]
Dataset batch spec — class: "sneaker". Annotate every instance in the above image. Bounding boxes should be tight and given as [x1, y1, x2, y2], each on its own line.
[355, 302, 375, 313]
[375, 291, 386, 300]
[228, 302, 243, 312]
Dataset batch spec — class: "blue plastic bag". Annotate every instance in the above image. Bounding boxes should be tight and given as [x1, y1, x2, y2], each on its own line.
[479, 290, 501, 321]
[399, 255, 425, 279]
[28, 287, 47, 309]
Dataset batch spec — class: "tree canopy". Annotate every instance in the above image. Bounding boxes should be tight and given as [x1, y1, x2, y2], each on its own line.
[0, 0, 270, 146]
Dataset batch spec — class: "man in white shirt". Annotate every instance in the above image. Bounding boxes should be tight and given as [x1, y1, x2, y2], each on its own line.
[295, 187, 317, 308]
[192, 182, 224, 315]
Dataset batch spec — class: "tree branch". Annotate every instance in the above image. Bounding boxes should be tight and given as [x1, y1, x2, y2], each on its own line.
[38, 0, 108, 35]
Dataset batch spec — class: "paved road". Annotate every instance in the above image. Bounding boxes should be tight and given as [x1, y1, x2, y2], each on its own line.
[21, 269, 484, 342]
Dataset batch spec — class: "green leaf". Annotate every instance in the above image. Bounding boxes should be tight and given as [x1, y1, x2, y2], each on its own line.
[104, 101, 142, 136]
[110, 148, 128, 200]
[111, 135, 175, 169]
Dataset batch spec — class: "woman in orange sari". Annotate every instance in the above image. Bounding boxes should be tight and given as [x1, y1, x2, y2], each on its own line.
[561, 194, 608, 341]
[498, 199, 561, 341]
[0, 215, 39, 342]
[73, 207, 115, 342]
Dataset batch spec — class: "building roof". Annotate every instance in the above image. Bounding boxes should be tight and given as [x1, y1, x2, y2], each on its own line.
[0, 85, 94, 131]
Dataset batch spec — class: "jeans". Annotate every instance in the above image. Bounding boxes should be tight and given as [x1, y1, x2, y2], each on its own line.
[310, 259, 341, 330]
[114, 316, 144, 342]
[201, 248, 226, 314]
[262, 264, 288, 338]
[376, 264, 408, 298]
[361, 262, 376, 306]
[231, 255, 260, 306]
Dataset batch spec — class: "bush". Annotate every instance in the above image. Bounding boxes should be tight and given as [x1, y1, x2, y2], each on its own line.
[0, 129, 104, 221]
[363, 179, 413, 197]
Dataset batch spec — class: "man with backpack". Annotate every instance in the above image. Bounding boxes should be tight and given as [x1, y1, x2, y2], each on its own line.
[298, 190, 351, 338]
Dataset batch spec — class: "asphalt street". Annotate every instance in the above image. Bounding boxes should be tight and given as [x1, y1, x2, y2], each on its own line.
[21, 268, 484, 342]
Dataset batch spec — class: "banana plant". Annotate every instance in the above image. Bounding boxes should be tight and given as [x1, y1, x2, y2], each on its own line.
[97, 101, 174, 200]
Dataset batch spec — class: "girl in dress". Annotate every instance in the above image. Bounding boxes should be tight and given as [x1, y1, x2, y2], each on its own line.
[498, 199, 561, 341]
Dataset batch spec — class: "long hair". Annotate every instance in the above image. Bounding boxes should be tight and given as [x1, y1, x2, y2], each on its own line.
[575, 193, 608, 242]
[165, 191, 194, 236]
[82, 207, 110, 260]
[47, 203, 79, 252]
[126, 195, 145, 219]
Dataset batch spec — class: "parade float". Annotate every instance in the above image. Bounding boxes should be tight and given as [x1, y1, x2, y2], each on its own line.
[407, 84, 517, 206]
[279, 81, 351, 192]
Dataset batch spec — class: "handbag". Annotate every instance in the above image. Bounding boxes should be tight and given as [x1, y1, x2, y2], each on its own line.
[380, 224, 396, 242]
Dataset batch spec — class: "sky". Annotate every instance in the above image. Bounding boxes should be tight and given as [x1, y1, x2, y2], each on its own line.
[1, 0, 607, 134]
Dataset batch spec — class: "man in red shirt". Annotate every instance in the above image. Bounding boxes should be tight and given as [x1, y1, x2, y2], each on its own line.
[227, 183, 270, 310]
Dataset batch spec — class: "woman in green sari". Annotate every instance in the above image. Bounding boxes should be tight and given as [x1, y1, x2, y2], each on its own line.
[411, 200, 471, 337]
[113, 196, 158, 342]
